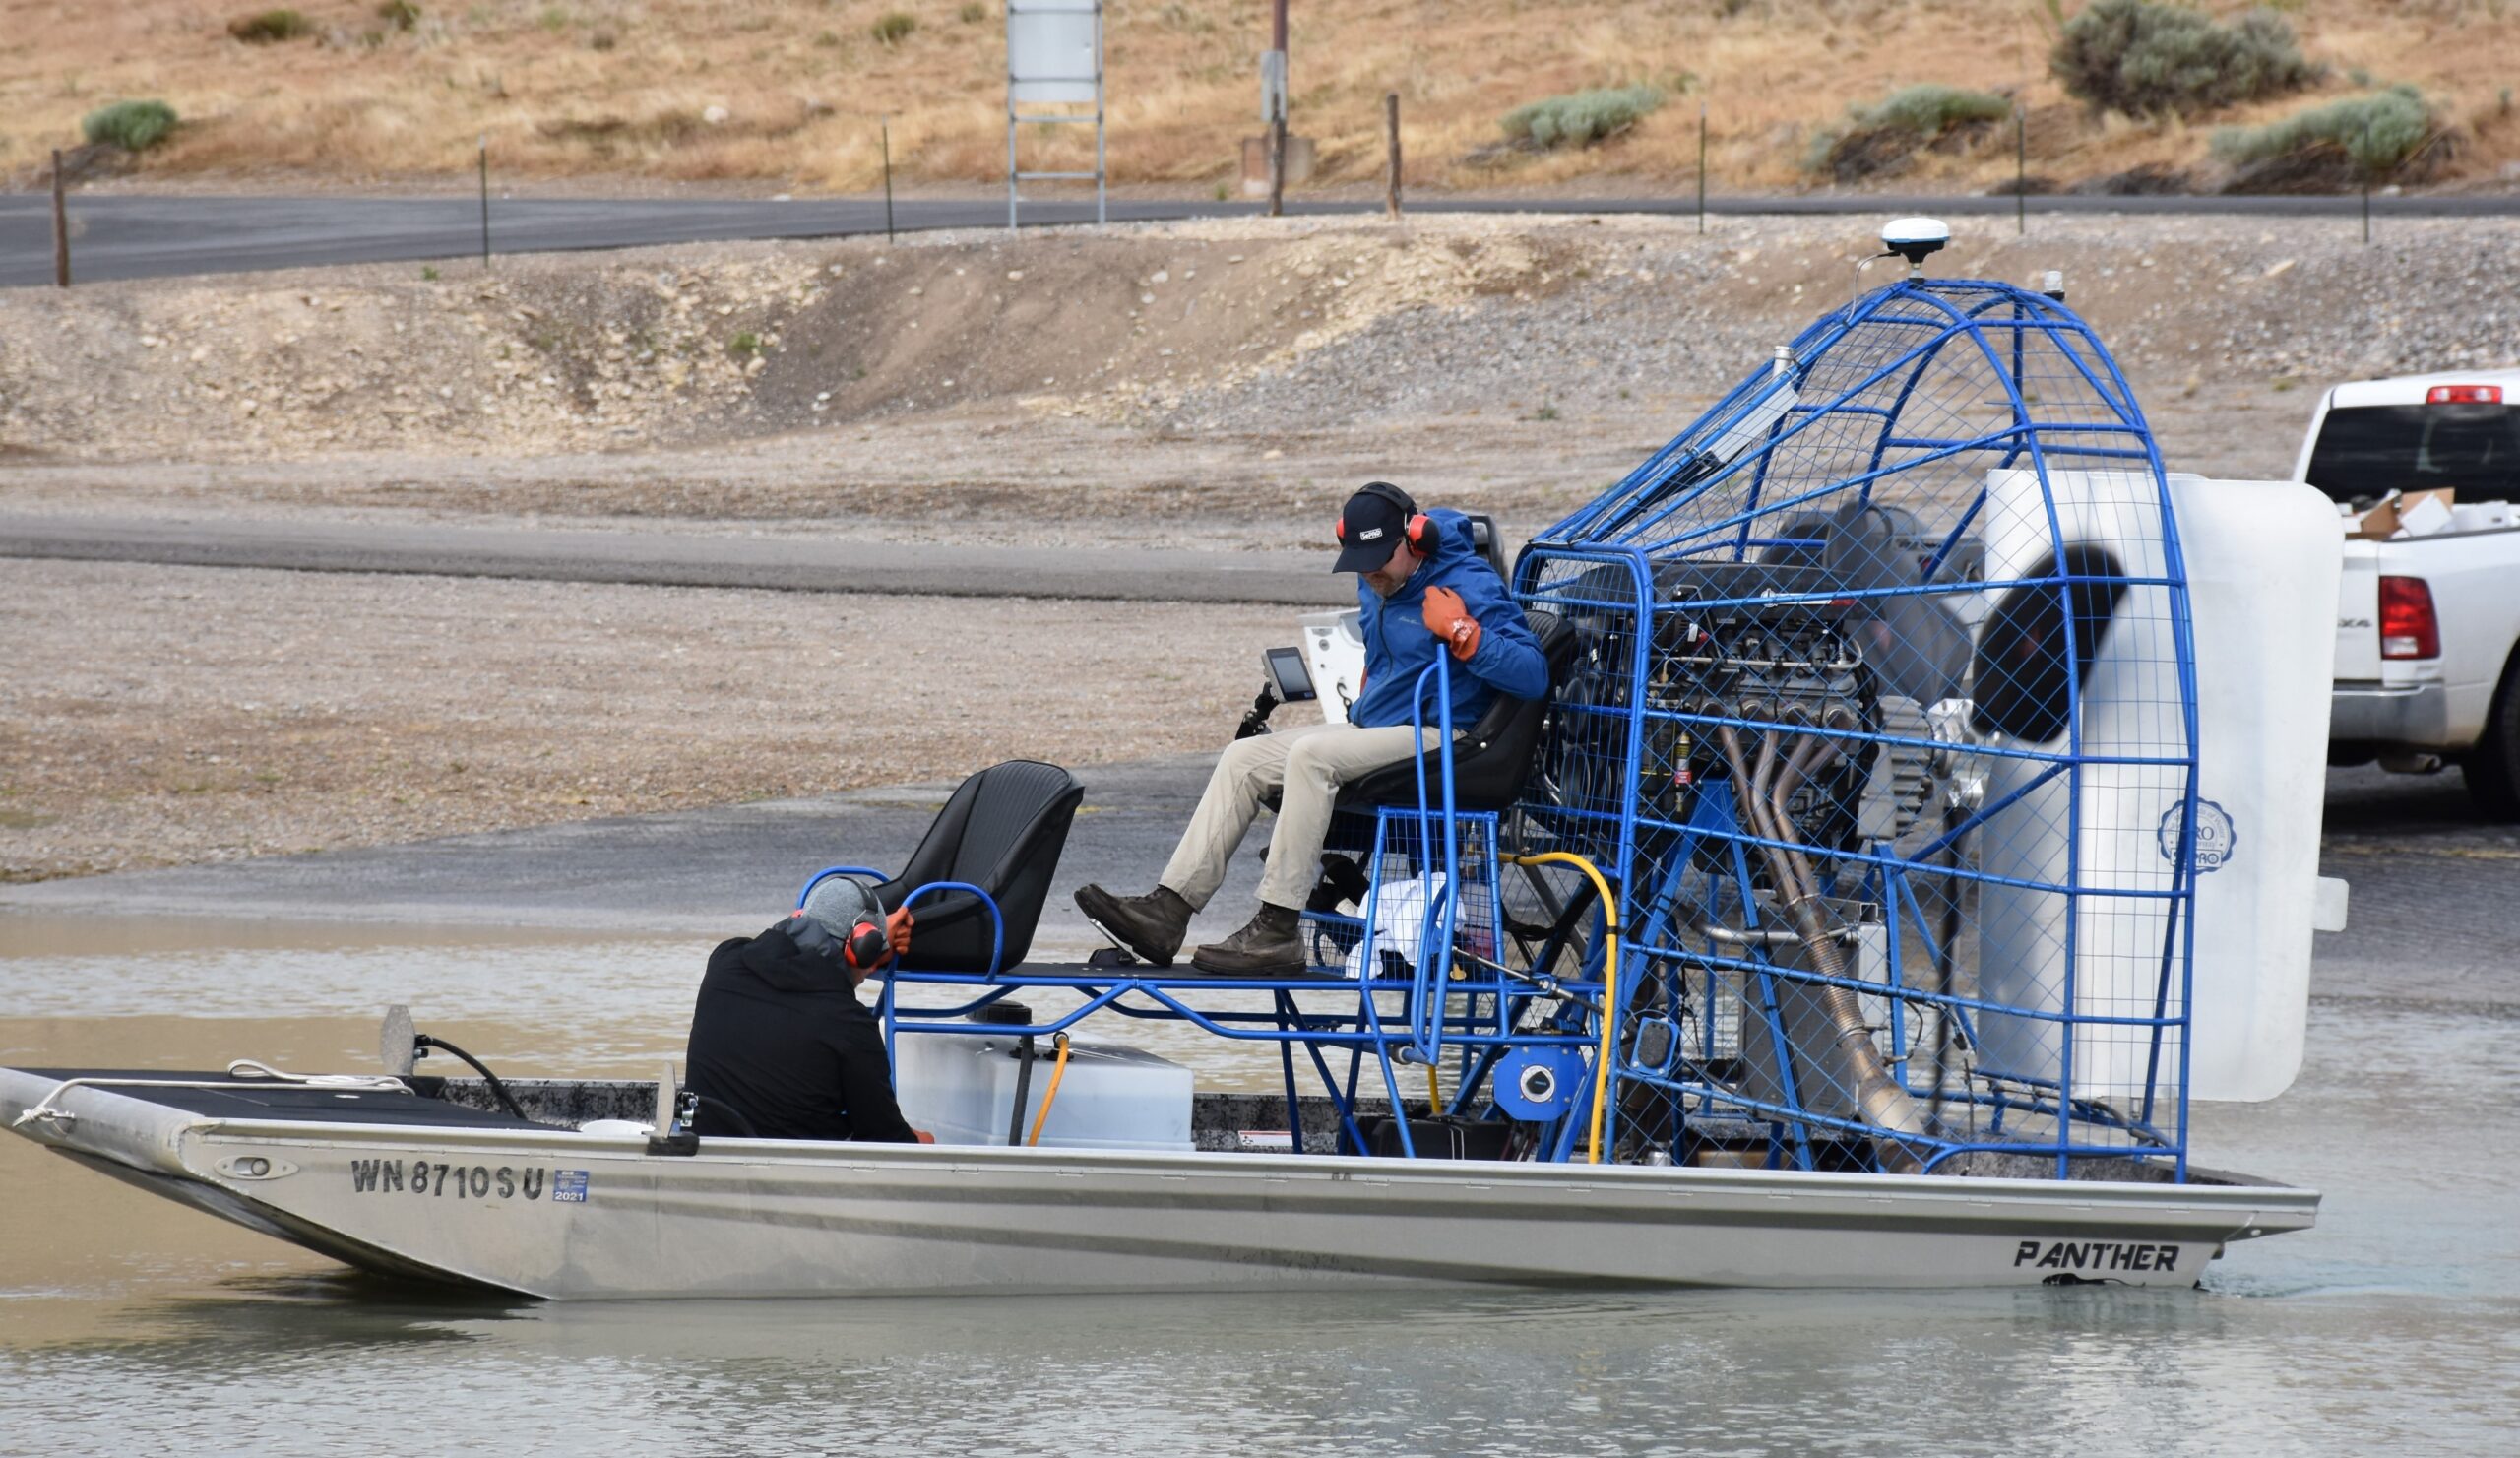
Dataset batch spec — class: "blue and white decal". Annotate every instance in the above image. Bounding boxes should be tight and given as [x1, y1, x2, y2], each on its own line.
[2160, 799, 2236, 874]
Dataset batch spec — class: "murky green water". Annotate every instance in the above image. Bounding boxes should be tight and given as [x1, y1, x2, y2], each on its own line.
[2, 916, 2513, 1456]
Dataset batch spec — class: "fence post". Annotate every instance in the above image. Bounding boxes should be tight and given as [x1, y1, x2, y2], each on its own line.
[1384, 93, 1402, 221]
[882, 119, 897, 242]
[2015, 104, 2027, 236]
[50, 150, 70, 287]
[1696, 101, 1707, 235]
[477, 135, 491, 267]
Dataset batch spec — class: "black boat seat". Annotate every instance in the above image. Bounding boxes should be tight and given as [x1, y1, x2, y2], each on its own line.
[874, 760, 1084, 973]
[1260, 609, 1579, 819]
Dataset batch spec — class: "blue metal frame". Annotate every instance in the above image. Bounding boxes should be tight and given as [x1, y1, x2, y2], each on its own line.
[1515, 275, 2198, 1181]
[862, 274, 2196, 1181]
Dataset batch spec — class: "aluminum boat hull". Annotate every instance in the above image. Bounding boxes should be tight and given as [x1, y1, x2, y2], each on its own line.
[1, 1068, 2318, 1300]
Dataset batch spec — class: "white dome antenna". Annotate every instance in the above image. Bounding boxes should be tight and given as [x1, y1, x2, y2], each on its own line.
[1880, 217, 1950, 273]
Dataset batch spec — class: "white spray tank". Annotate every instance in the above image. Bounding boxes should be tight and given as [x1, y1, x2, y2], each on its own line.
[1973, 469, 2335, 1104]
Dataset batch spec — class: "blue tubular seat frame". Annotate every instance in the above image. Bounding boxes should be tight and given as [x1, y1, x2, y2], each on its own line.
[864, 649, 1611, 1163]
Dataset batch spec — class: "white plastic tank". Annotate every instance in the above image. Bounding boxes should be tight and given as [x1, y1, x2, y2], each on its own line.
[1973, 470, 2335, 1105]
[892, 1032, 1194, 1152]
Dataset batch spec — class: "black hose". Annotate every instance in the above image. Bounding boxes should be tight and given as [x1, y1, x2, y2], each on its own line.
[413, 1034, 530, 1122]
[1006, 1033, 1037, 1146]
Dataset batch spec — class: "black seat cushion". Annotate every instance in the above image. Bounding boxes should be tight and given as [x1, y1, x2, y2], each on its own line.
[1337, 609, 1580, 813]
[873, 760, 1084, 973]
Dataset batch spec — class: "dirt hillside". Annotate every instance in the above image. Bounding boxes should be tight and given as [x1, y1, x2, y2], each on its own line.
[10, 1, 2519, 195]
[3, 212, 2513, 527]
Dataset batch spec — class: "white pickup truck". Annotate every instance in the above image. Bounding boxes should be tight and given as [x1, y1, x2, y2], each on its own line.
[2295, 368, 2520, 819]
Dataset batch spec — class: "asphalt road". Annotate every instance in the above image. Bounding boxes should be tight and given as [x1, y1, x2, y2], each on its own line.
[0, 512, 1354, 606]
[7, 190, 2517, 288]
[0, 754, 1251, 953]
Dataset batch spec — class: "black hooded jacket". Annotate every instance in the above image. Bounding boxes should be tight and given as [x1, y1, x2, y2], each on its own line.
[682, 920, 919, 1143]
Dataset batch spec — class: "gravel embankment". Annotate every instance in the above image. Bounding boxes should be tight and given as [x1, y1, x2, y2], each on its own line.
[0, 560, 1283, 881]
[6, 214, 2511, 522]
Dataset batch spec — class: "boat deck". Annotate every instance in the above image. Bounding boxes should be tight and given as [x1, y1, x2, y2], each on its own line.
[18, 1069, 551, 1131]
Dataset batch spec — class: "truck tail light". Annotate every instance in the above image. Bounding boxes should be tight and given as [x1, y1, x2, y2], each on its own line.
[2426, 384, 2502, 405]
[2378, 576, 2440, 660]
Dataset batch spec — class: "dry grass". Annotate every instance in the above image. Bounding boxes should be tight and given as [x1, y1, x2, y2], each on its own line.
[3, 2, 2515, 191]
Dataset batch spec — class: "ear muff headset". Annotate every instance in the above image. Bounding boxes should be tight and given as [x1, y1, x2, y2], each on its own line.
[1337, 480, 1439, 555]
[842, 919, 892, 972]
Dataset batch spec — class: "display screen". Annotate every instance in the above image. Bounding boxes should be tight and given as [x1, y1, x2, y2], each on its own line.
[1264, 646, 1317, 701]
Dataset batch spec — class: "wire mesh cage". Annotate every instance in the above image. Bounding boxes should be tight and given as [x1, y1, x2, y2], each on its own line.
[1514, 273, 2199, 1179]
[1301, 808, 1503, 984]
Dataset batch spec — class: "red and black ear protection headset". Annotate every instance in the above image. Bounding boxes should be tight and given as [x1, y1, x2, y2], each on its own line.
[1336, 480, 1438, 557]
[791, 907, 893, 972]
[841, 919, 891, 972]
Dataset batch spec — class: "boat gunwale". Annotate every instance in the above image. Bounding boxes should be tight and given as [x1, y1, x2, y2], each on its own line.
[0, 1066, 2323, 1236]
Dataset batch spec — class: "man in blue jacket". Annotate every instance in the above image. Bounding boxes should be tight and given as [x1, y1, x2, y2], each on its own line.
[1075, 482, 1547, 978]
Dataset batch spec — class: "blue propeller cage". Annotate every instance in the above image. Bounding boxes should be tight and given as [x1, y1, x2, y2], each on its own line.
[1513, 275, 2201, 1179]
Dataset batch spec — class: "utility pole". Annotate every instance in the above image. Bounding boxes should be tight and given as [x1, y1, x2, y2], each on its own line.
[1266, 0, 1289, 218]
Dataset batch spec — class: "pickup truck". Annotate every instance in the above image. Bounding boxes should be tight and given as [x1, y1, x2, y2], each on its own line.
[2294, 367, 2520, 819]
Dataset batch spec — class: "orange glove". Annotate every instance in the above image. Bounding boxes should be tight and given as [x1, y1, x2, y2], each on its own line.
[1419, 585, 1481, 661]
[885, 908, 915, 959]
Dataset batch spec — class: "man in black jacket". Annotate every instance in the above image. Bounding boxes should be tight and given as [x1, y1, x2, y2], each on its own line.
[683, 887, 930, 1144]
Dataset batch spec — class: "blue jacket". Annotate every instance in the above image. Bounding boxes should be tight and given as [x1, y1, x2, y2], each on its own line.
[1349, 509, 1548, 729]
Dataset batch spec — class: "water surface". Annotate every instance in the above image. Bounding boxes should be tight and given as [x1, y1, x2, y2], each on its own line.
[2, 918, 2512, 1455]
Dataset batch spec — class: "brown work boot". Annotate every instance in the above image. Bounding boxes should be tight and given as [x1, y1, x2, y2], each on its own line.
[1074, 883, 1193, 966]
[1188, 902, 1309, 979]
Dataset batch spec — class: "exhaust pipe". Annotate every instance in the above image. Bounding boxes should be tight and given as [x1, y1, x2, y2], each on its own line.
[1717, 724, 1933, 1173]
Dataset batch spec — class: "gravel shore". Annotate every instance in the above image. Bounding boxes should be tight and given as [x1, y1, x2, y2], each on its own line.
[0, 560, 1284, 881]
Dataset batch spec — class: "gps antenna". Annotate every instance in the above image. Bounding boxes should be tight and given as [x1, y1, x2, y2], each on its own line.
[1880, 217, 1950, 274]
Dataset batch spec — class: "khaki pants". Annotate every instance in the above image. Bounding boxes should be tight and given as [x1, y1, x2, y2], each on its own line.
[1160, 722, 1443, 913]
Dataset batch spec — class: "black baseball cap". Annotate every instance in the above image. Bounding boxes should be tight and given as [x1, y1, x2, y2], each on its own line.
[1333, 482, 1417, 573]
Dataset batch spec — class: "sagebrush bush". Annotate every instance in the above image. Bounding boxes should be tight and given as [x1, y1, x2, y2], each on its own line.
[2211, 84, 2437, 175]
[1803, 84, 2009, 175]
[2052, 0, 2319, 118]
[377, 0, 420, 30]
[1852, 84, 2012, 136]
[870, 11, 917, 44]
[958, 2, 987, 21]
[227, 8, 312, 43]
[1500, 85, 1665, 148]
[82, 99, 179, 152]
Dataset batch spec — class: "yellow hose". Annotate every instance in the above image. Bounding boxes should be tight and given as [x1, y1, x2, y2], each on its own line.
[1504, 852, 1621, 1165]
[1424, 1061, 1442, 1115]
[1025, 1033, 1073, 1147]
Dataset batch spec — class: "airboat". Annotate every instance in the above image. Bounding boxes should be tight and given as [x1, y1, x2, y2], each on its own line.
[2, 222, 2342, 1299]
